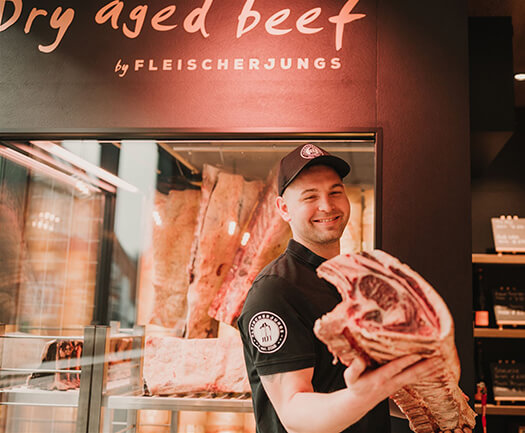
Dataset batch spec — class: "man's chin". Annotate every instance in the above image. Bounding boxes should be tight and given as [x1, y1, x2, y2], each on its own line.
[312, 234, 344, 245]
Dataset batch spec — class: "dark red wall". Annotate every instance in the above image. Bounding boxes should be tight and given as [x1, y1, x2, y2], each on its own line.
[376, 2, 473, 430]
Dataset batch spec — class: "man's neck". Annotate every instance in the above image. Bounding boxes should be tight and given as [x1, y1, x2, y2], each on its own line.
[294, 237, 341, 260]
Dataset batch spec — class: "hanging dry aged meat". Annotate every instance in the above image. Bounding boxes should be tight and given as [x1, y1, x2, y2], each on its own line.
[209, 171, 291, 327]
[361, 188, 374, 251]
[186, 165, 263, 338]
[143, 335, 250, 395]
[339, 186, 363, 254]
[148, 189, 200, 333]
[314, 251, 476, 433]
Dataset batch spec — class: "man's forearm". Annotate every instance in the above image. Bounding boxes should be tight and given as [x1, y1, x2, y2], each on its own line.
[277, 388, 377, 433]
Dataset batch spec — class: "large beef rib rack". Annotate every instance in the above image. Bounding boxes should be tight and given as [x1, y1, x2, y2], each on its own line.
[313, 250, 476, 433]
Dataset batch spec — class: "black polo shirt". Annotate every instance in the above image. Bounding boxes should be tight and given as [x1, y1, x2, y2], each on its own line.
[237, 239, 390, 433]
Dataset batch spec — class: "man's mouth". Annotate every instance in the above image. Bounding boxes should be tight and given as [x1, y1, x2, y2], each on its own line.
[313, 215, 341, 223]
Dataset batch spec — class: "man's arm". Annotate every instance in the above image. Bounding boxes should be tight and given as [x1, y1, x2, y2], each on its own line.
[260, 354, 442, 433]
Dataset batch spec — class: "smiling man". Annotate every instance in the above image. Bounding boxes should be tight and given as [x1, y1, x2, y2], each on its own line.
[237, 144, 442, 433]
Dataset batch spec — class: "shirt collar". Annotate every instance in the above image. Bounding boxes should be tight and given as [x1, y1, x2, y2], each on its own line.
[286, 239, 327, 269]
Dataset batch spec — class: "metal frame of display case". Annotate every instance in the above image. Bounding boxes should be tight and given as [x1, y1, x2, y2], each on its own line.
[88, 324, 253, 433]
[0, 324, 96, 433]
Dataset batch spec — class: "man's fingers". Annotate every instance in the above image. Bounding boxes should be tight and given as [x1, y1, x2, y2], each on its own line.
[375, 354, 422, 380]
[389, 356, 443, 389]
[344, 357, 367, 385]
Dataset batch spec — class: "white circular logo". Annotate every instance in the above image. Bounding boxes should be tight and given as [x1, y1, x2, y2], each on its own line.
[300, 144, 324, 159]
[249, 312, 287, 354]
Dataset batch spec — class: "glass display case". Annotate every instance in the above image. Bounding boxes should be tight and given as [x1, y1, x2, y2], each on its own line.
[0, 137, 378, 433]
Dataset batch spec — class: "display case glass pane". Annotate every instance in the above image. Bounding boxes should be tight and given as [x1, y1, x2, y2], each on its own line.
[0, 138, 377, 432]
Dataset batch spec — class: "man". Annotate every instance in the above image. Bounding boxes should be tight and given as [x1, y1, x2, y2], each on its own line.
[237, 144, 441, 433]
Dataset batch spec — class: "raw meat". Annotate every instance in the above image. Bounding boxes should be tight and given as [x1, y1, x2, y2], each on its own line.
[149, 189, 200, 333]
[340, 186, 363, 254]
[107, 336, 134, 383]
[209, 172, 291, 326]
[27, 340, 82, 391]
[188, 164, 221, 279]
[361, 188, 374, 251]
[186, 165, 263, 338]
[313, 251, 476, 433]
[143, 335, 250, 395]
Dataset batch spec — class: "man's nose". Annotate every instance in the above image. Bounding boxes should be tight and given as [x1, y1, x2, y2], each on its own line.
[317, 195, 334, 211]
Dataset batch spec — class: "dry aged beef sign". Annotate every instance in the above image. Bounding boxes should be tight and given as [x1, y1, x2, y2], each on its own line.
[0, 0, 376, 131]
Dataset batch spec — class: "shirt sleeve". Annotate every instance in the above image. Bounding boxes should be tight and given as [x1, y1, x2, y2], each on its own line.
[238, 275, 316, 376]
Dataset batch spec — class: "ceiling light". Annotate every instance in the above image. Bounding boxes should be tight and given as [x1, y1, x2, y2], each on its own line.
[515, 73, 525, 81]
[16, 144, 116, 193]
[31, 141, 139, 193]
[0, 147, 99, 194]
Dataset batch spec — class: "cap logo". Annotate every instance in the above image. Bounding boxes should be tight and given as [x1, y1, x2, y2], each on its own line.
[300, 144, 324, 159]
[249, 311, 287, 354]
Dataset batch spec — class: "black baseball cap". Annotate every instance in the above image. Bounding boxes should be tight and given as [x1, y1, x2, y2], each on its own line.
[278, 144, 351, 196]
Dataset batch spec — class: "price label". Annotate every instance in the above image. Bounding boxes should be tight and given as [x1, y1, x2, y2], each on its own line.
[491, 362, 525, 401]
[492, 287, 525, 325]
[491, 217, 525, 253]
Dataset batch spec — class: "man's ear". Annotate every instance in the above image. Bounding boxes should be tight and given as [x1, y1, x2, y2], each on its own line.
[275, 196, 291, 222]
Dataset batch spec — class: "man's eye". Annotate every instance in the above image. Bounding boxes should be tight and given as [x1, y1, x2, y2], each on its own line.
[304, 196, 316, 201]
[331, 191, 343, 196]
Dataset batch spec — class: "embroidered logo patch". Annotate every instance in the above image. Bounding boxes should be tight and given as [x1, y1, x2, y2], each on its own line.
[249, 311, 287, 354]
[300, 144, 324, 159]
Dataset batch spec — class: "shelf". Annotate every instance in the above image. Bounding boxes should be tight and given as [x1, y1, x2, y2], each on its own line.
[472, 253, 525, 264]
[0, 386, 79, 407]
[105, 395, 253, 413]
[475, 403, 525, 416]
[474, 327, 525, 338]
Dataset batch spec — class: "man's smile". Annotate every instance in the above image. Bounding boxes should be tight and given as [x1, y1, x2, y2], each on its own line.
[312, 215, 342, 224]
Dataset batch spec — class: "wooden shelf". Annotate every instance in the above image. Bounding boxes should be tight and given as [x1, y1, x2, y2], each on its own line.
[474, 327, 525, 338]
[475, 403, 525, 416]
[472, 253, 525, 264]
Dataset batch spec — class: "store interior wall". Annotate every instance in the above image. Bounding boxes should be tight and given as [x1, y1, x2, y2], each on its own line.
[472, 109, 525, 253]
[376, 1, 472, 432]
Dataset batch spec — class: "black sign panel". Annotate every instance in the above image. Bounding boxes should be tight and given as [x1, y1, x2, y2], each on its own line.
[491, 217, 525, 253]
[0, 0, 377, 132]
[492, 286, 525, 325]
[491, 362, 525, 401]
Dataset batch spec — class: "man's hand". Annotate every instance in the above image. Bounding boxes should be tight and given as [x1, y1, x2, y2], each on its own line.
[344, 354, 443, 400]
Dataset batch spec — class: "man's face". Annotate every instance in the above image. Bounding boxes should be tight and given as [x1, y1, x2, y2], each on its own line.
[276, 164, 350, 249]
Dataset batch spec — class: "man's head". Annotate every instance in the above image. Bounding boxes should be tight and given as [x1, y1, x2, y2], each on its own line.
[276, 145, 351, 255]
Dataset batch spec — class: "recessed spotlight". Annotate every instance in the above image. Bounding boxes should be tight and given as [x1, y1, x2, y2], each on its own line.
[515, 73, 525, 81]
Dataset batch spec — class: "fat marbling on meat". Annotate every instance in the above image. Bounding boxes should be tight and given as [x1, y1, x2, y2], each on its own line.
[313, 250, 476, 433]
